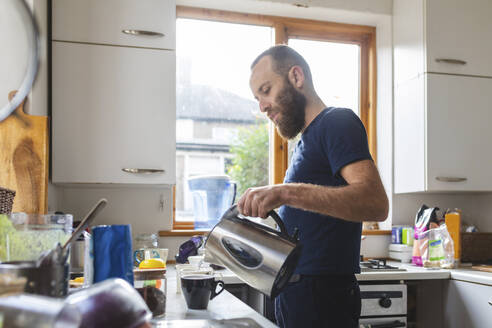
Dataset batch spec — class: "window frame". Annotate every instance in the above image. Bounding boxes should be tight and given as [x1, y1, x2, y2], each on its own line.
[172, 6, 377, 230]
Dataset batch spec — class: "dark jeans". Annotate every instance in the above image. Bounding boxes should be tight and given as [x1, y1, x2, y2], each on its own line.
[274, 274, 361, 328]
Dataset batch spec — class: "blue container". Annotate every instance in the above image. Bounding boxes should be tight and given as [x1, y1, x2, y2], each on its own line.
[187, 175, 237, 230]
[92, 225, 134, 284]
[392, 226, 402, 244]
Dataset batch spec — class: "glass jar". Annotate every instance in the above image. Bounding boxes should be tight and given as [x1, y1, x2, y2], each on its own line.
[134, 233, 158, 249]
[134, 268, 166, 317]
[133, 233, 159, 267]
[0, 213, 73, 262]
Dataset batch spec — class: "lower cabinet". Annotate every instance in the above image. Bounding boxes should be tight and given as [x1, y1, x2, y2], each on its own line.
[443, 279, 492, 328]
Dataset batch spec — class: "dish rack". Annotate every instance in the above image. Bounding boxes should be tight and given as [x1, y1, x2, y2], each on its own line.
[0, 187, 16, 214]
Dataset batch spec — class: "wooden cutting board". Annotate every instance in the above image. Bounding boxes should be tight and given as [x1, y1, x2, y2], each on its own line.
[0, 91, 49, 214]
[471, 265, 492, 273]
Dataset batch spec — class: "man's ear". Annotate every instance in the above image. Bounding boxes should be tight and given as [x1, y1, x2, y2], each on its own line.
[288, 65, 305, 88]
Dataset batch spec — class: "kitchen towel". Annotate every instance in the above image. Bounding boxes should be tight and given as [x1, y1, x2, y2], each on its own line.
[92, 225, 134, 285]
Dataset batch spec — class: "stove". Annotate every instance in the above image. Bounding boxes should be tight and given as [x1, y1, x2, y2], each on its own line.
[360, 259, 407, 272]
[359, 283, 407, 327]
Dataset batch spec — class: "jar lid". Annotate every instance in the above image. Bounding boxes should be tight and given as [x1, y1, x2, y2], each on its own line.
[139, 258, 165, 269]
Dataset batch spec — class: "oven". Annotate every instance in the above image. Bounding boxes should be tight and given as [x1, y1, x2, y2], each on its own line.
[359, 284, 407, 328]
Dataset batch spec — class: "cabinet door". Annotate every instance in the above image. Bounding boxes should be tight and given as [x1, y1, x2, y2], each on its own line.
[394, 75, 426, 193]
[53, 0, 175, 50]
[52, 41, 176, 184]
[443, 280, 492, 328]
[426, 74, 492, 191]
[426, 0, 492, 77]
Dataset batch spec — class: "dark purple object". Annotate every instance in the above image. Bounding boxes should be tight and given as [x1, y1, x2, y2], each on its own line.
[175, 236, 203, 264]
[67, 278, 151, 328]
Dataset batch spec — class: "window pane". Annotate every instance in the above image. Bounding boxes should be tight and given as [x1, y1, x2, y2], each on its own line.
[288, 39, 360, 115]
[287, 39, 361, 166]
[176, 18, 272, 222]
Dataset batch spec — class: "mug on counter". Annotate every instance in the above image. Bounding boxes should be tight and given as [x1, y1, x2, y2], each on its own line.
[175, 265, 214, 294]
[180, 274, 225, 310]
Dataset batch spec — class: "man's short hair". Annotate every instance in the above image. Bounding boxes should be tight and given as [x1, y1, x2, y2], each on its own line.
[251, 45, 313, 84]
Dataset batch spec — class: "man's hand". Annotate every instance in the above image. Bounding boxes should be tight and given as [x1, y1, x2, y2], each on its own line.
[237, 184, 286, 219]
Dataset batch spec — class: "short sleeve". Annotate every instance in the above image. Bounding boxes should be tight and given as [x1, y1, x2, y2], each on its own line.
[321, 108, 372, 176]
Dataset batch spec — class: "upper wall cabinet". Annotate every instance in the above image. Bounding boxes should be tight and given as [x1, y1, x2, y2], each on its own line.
[394, 0, 492, 193]
[394, 0, 492, 85]
[52, 0, 176, 185]
[52, 0, 176, 50]
[395, 74, 492, 193]
[52, 42, 176, 184]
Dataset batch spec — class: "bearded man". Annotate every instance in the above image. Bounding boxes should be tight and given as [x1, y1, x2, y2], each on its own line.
[237, 45, 389, 328]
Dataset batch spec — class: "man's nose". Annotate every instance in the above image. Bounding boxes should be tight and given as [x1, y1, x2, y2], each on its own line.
[259, 100, 270, 113]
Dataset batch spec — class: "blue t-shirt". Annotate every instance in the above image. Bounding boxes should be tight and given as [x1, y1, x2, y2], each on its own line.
[279, 107, 372, 275]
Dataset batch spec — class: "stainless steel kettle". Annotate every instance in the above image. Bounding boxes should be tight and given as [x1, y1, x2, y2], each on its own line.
[204, 205, 302, 299]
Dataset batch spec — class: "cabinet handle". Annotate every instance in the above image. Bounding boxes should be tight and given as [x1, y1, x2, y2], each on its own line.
[435, 58, 467, 65]
[122, 168, 165, 174]
[122, 29, 165, 37]
[435, 177, 467, 182]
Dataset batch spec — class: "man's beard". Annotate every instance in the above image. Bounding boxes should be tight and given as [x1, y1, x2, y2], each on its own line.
[274, 79, 307, 140]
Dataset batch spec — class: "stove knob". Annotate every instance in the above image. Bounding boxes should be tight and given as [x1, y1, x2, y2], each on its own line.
[379, 297, 392, 308]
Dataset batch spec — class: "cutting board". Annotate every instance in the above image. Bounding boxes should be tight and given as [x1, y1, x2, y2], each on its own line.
[471, 265, 492, 273]
[0, 91, 49, 214]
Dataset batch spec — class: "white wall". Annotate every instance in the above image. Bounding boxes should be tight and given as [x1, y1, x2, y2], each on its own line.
[393, 193, 492, 231]
[1, 0, 48, 116]
[59, 185, 174, 235]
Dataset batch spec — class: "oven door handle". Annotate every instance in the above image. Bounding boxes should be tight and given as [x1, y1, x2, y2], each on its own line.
[363, 321, 406, 328]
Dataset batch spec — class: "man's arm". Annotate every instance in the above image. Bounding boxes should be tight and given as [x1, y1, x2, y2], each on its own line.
[237, 159, 389, 222]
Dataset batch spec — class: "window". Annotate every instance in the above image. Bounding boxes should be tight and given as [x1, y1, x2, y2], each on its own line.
[173, 7, 376, 230]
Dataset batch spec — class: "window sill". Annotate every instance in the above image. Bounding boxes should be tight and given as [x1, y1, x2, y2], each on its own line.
[362, 230, 391, 235]
[159, 230, 209, 237]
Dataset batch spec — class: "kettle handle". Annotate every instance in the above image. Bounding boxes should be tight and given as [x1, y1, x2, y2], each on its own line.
[266, 209, 290, 239]
[226, 205, 294, 241]
[230, 181, 237, 205]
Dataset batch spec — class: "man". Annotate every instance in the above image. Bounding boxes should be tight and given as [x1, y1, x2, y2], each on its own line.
[237, 45, 388, 328]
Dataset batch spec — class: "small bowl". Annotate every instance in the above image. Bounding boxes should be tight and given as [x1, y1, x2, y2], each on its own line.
[188, 255, 204, 268]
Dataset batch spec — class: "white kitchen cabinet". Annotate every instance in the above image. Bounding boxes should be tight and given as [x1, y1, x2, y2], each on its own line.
[52, 41, 176, 184]
[394, 0, 492, 84]
[395, 74, 492, 193]
[443, 279, 492, 328]
[52, 0, 175, 50]
[394, 0, 492, 193]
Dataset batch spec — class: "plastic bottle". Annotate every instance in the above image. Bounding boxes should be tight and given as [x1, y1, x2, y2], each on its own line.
[444, 209, 461, 261]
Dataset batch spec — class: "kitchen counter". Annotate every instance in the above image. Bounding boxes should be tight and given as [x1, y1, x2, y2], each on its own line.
[214, 261, 492, 286]
[449, 267, 492, 286]
[151, 266, 276, 327]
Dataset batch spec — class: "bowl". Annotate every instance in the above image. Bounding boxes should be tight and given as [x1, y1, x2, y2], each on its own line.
[188, 255, 204, 268]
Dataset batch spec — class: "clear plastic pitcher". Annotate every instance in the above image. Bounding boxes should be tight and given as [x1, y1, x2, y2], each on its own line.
[187, 175, 236, 230]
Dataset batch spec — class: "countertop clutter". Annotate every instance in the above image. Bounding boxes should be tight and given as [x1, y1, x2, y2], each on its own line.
[152, 266, 277, 328]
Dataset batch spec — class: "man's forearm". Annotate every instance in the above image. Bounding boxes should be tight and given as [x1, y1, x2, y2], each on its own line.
[282, 182, 388, 222]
